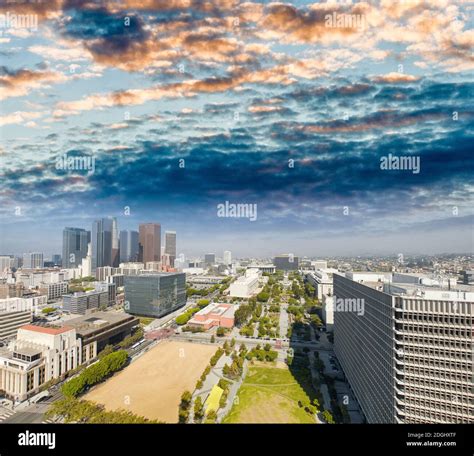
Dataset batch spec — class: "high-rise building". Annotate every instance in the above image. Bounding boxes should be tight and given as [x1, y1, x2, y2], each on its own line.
[204, 253, 216, 265]
[52, 254, 62, 267]
[0, 256, 12, 273]
[124, 273, 186, 318]
[274, 254, 299, 271]
[333, 272, 473, 424]
[138, 223, 161, 264]
[119, 230, 139, 263]
[164, 231, 176, 266]
[22, 252, 44, 269]
[91, 218, 117, 272]
[223, 251, 232, 265]
[111, 218, 119, 267]
[62, 227, 89, 268]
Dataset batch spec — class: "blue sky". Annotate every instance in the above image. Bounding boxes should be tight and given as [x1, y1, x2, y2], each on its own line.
[0, 1, 473, 257]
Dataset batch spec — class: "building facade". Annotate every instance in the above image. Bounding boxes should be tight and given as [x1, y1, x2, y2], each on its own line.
[274, 254, 299, 271]
[22, 253, 44, 269]
[138, 223, 161, 264]
[124, 273, 186, 318]
[119, 230, 139, 263]
[333, 273, 474, 424]
[62, 227, 89, 268]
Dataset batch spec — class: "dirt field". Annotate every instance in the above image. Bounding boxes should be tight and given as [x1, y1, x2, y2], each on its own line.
[85, 341, 215, 422]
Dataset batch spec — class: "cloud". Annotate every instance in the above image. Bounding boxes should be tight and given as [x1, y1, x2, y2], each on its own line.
[0, 67, 67, 100]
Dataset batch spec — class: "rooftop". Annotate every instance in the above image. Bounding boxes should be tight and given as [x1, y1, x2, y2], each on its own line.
[19, 324, 73, 335]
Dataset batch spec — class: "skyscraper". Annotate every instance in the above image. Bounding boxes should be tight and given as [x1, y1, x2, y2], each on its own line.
[119, 230, 139, 262]
[22, 252, 44, 269]
[204, 253, 216, 265]
[91, 218, 116, 272]
[62, 227, 89, 268]
[111, 217, 119, 268]
[164, 231, 176, 266]
[333, 272, 474, 424]
[223, 250, 232, 265]
[138, 223, 161, 264]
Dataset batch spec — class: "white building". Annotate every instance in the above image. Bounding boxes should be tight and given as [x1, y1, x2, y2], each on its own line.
[223, 251, 232, 265]
[0, 324, 95, 402]
[229, 275, 259, 298]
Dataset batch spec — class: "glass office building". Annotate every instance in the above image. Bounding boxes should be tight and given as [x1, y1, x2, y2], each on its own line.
[124, 273, 186, 318]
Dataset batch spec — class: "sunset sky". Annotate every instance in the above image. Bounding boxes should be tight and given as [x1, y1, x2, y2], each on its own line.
[1, 0, 473, 257]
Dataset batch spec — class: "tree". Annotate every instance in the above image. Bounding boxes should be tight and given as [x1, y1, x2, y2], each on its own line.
[230, 338, 236, 347]
[216, 327, 226, 337]
[180, 391, 192, 409]
[322, 409, 335, 424]
[194, 396, 204, 422]
[206, 410, 217, 423]
[210, 335, 215, 343]
[257, 292, 269, 302]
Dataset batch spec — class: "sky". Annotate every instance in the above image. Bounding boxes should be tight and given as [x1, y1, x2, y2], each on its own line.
[0, 0, 473, 258]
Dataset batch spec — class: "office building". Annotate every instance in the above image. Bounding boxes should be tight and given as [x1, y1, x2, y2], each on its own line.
[119, 230, 139, 263]
[204, 253, 216, 265]
[62, 227, 89, 268]
[124, 273, 186, 318]
[0, 256, 12, 273]
[333, 272, 473, 424]
[62, 287, 109, 315]
[138, 223, 161, 264]
[22, 253, 44, 269]
[274, 254, 299, 271]
[38, 282, 69, 302]
[164, 231, 176, 266]
[91, 218, 117, 272]
[65, 311, 139, 353]
[229, 275, 259, 298]
[0, 296, 48, 339]
[223, 251, 232, 265]
[52, 254, 62, 267]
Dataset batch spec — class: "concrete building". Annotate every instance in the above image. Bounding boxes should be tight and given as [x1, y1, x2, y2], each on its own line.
[229, 275, 259, 298]
[62, 227, 89, 268]
[124, 273, 186, 318]
[0, 324, 89, 402]
[62, 288, 109, 315]
[0, 256, 12, 273]
[333, 272, 473, 424]
[164, 231, 176, 266]
[22, 253, 43, 269]
[204, 253, 216, 266]
[138, 223, 161, 264]
[306, 269, 338, 300]
[188, 303, 236, 330]
[274, 254, 299, 271]
[223, 251, 232, 266]
[65, 311, 139, 352]
[38, 282, 68, 302]
[247, 264, 276, 274]
[460, 270, 474, 285]
[0, 297, 37, 340]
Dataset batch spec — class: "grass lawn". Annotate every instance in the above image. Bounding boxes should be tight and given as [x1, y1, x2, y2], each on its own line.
[223, 362, 317, 424]
[138, 316, 155, 326]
